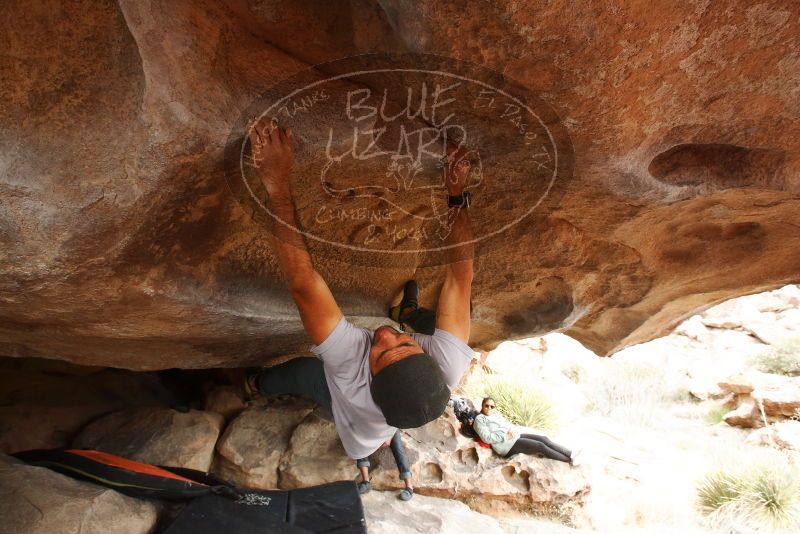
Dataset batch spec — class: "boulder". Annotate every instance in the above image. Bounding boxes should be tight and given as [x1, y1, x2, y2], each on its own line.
[362, 490, 506, 534]
[213, 398, 314, 488]
[753, 381, 800, 418]
[210, 397, 588, 513]
[278, 410, 356, 489]
[2, 1, 800, 369]
[362, 490, 594, 534]
[718, 374, 756, 396]
[0, 453, 158, 534]
[723, 402, 763, 429]
[361, 491, 506, 534]
[0, 359, 192, 454]
[746, 420, 800, 450]
[204, 385, 246, 420]
[73, 407, 224, 471]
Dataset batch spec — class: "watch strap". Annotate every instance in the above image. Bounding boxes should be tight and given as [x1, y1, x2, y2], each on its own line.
[447, 191, 471, 208]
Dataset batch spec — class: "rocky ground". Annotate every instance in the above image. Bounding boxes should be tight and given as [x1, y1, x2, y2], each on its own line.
[1, 285, 798, 532]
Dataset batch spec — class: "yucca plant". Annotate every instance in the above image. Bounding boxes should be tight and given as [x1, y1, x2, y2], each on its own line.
[698, 461, 800, 533]
[469, 377, 557, 431]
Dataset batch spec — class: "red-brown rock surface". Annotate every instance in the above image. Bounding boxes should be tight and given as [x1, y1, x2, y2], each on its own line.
[1, 0, 799, 369]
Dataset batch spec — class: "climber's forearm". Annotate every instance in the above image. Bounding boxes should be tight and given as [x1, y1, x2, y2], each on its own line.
[267, 191, 316, 290]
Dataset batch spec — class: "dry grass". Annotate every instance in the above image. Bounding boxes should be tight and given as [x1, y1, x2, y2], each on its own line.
[697, 451, 800, 533]
[752, 336, 800, 376]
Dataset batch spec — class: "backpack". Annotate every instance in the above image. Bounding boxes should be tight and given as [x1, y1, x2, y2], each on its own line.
[450, 397, 480, 439]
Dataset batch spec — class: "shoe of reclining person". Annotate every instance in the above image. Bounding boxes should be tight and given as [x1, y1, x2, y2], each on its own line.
[357, 480, 371, 494]
[398, 487, 414, 501]
[389, 280, 420, 326]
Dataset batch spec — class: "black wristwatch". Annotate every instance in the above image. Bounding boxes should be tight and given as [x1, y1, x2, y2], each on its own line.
[447, 191, 471, 208]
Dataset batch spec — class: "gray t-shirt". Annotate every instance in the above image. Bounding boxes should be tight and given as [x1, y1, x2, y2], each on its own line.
[310, 317, 475, 459]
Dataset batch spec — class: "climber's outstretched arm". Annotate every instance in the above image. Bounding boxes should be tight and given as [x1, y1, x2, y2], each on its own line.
[249, 120, 342, 345]
[436, 146, 474, 344]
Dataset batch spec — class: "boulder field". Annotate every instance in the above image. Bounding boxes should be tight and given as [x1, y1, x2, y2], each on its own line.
[1, 0, 799, 369]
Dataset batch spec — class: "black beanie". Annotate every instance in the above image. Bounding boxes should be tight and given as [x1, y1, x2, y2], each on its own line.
[370, 353, 450, 428]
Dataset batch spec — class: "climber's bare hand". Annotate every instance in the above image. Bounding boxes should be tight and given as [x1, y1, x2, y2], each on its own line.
[444, 144, 470, 196]
[247, 117, 294, 197]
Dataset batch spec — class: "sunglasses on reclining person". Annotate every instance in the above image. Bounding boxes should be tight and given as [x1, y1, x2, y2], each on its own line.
[483, 403, 495, 408]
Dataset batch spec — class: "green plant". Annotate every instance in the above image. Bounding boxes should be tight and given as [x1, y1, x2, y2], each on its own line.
[698, 470, 744, 513]
[752, 337, 800, 376]
[468, 377, 557, 431]
[707, 404, 730, 424]
[697, 461, 800, 533]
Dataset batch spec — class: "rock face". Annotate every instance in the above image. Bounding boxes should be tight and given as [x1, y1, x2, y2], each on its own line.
[73, 407, 224, 470]
[717, 371, 800, 428]
[2, 0, 800, 369]
[214, 399, 589, 513]
[214, 398, 315, 488]
[0, 453, 158, 534]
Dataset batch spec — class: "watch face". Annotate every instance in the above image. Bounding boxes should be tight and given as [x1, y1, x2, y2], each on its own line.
[226, 53, 573, 267]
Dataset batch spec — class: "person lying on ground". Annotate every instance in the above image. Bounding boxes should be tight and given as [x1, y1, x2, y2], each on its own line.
[472, 396, 577, 465]
[243, 118, 476, 499]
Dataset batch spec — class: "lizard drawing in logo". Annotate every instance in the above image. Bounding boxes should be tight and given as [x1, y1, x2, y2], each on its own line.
[319, 127, 483, 241]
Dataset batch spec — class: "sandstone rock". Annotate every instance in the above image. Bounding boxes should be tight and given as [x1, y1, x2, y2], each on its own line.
[204, 385, 246, 420]
[718, 374, 756, 395]
[214, 398, 314, 488]
[363, 489, 594, 534]
[0, 453, 158, 534]
[73, 407, 224, 471]
[753, 381, 800, 418]
[0, 359, 191, 454]
[210, 397, 588, 512]
[291, 409, 588, 512]
[746, 420, 800, 451]
[688, 379, 727, 401]
[723, 402, 763, 429]
[674, 315, 711, 343]
[362, 490, 506, 534]
[2, 1, 800, 369]
[278, 410, 356, 489]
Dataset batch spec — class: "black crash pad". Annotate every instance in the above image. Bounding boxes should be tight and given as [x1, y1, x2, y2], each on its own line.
[164, 481, 367, 534]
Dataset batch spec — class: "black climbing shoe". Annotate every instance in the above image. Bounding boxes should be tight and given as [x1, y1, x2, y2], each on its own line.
[390, 280, 420, 324]
[398, 487, 414, 501]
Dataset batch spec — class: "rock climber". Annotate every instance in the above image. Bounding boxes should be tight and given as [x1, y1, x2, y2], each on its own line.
[243, 117, 475, 500]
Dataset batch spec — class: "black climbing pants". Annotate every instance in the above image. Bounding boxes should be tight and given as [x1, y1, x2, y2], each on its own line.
[403, 307, 436, 335]
[256, 356, 332, 411]
[506, 433, 572, 463]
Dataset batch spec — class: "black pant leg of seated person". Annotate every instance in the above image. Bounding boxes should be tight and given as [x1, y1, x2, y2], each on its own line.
[507, 438, 571, 463]
[518, 433, 572, 459]
[257, 357, 332, 411]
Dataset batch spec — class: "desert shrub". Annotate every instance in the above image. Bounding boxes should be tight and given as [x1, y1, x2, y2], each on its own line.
[468, 377, 557, 431]
[706, 404, 730, 424]
[698, 471, 744, 512]
[698, 460, 800, 533]
[583, 359, 676, 425]
[561, 362, 585, 383]
[752, 337, 800, 376]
